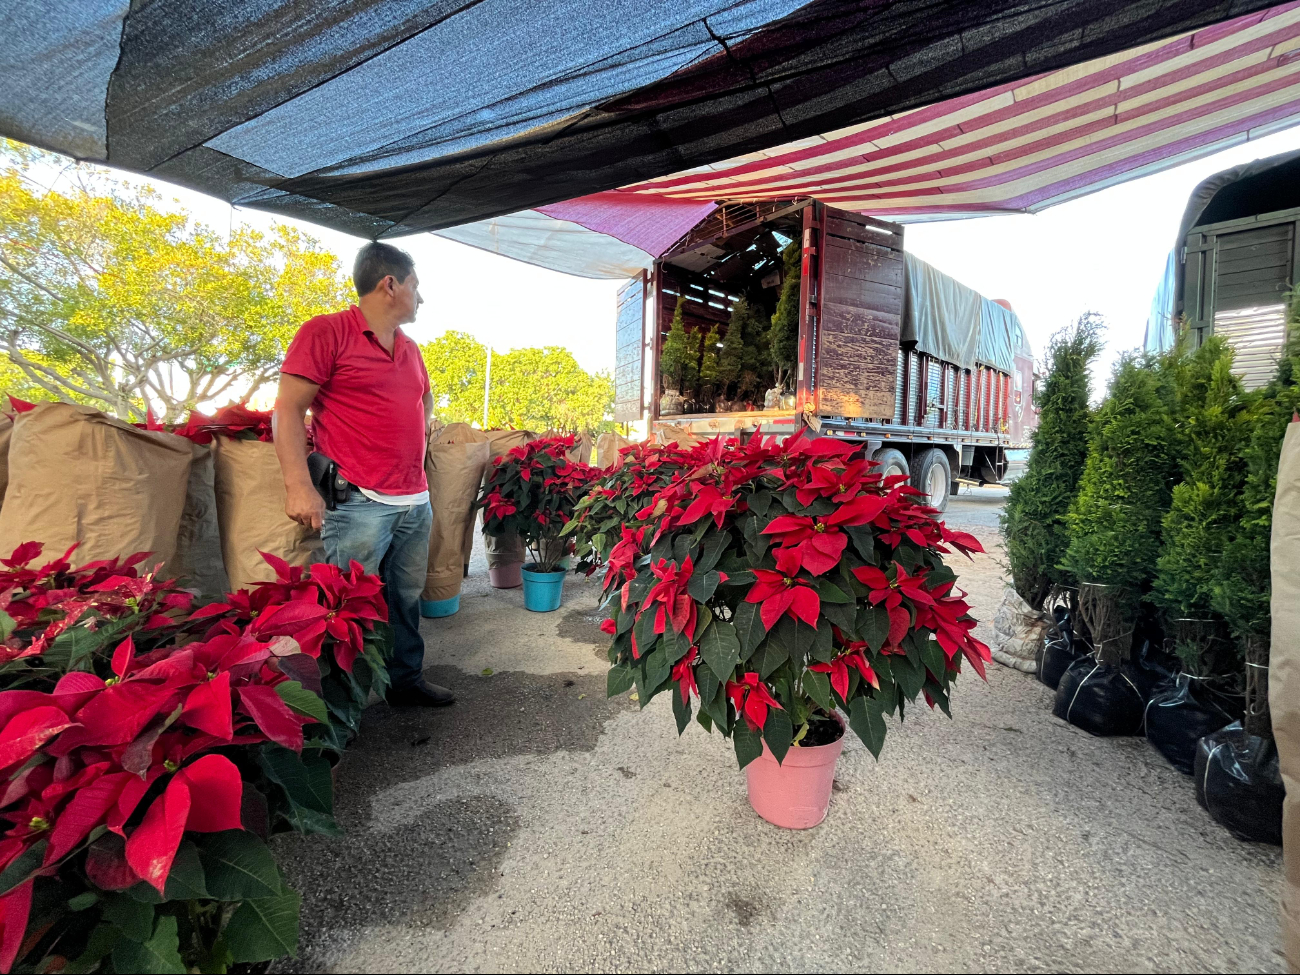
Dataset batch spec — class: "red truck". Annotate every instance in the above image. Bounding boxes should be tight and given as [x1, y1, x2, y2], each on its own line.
[614, 199, 1038, 511]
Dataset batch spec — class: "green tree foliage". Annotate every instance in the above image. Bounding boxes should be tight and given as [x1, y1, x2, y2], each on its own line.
[716, 298, 769, 403]
[716, 303, 744, 399]
[699, 324, 721, 394]
[1061, 352, 1180, 596]
[1000, 313, 1103, 608]
[1152, 336, 1246, 627]
[421, 330, 491, 421]
[737, 298, 770, 402]
[420, 331, 613, 433]
[1212, 309, 1300, 646]
[659, 297, 693, 394]
[0, 142, 351, 421]
[767, 240, 801, 392]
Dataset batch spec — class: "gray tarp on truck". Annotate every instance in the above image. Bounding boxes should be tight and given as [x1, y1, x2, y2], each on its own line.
[901, 253, 1027, 372]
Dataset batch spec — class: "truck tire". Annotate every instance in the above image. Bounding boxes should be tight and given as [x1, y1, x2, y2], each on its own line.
[911, 448, 952, 512]
[873, 447, 909, 482]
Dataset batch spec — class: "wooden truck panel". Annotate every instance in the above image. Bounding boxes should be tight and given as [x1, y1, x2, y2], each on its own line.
[798, 204, 905, 420]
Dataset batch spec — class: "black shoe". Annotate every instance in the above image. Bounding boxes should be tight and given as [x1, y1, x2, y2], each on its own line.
[387, 681, 456, 708]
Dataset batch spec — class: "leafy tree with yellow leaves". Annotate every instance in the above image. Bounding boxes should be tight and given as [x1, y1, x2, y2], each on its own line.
[0, 141, 351, 421]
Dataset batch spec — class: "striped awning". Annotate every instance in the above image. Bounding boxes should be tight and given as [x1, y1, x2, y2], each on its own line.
[441, 3, 1300, 277]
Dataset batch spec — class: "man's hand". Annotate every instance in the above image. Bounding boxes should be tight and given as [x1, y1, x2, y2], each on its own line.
[275, 373, 325, 533]
[285, 481, 325, 532]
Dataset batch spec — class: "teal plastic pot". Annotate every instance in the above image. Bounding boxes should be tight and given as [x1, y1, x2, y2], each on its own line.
[521, 566, 566, 612]
[420, 594, 460, 618]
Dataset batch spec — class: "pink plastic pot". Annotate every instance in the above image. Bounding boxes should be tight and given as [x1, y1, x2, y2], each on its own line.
[744, 712, 846, 829]
[488, 562, 523, 589]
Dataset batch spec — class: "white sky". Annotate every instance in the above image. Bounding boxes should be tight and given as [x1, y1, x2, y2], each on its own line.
[58, 122, 1300, 390]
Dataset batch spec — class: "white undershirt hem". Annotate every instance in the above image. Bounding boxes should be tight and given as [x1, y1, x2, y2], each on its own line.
[359, 487, 431, 506]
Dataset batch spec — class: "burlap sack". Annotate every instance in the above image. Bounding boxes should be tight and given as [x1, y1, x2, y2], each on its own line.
[0, 402, 191, 571]
[0, 416, 12, 510]
[483, 429, 534, 569]
[212, 436, 323, 592]
[1270, 420, 1300, 970]
[991, 587, 1048, 673]
[596, 432, 631, 469]
[172, 443, 230, 598]
[423, 441, 491, 601]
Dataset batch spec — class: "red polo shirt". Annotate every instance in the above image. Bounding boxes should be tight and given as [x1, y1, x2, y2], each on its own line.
[281, 305, 430, 494]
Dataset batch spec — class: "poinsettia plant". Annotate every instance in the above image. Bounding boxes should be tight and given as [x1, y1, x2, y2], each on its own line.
[479, 435, 599, 572]
[191, 551, 391, 752]
[0, 542, 201, 687]
[0, 542, 391, 973]
[601, 432, 989, 768]
[562, 440, 704, 575]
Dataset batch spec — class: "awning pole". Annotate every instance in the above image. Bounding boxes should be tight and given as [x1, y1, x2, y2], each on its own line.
[482, 344, 492, 428]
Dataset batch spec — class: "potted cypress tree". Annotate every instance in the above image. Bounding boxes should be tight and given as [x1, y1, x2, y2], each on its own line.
[660, 298, 690, 416]
[716, 309, 744, 411]
[767, 241, 801, 405]
[1055, 353, 1180, 735]
[1145, 336, 1246, 771]
[1196, 323, 1300, 843]
[997, 314, 1102, 679]
[1001, 314, 1102, 611]
[699, 325, 721, 411]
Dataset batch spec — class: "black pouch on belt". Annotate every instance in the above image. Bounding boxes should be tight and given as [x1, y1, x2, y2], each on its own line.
[306, 452, 352, 511]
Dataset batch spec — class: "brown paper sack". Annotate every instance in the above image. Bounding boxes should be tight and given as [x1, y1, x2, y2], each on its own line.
[651, 422, 708, 447]
[0, 416, 12, 511]
[423, 440, 490, 601]
[0, 402, 191, 571]
[173, 443, 231, 599]
[1271, 420, 1300, 971]
[430, 423, 490, 568]
[212, 436, 322, 592]
[596, 432, 631, 469]
[483, 430, 534, 569]
[431, 422, 488, 446]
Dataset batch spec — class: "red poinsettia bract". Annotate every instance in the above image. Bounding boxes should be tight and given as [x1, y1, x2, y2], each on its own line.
[725, 673, 782, 732]
[745, 548, 820, 630]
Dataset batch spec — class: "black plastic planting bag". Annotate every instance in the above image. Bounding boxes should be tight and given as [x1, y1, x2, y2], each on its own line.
[1145, 675, 1238, 775]
[1194, 721, 1283, 845]
[1052, 657, 1146, 736]
[1037, 606, 1083, 690]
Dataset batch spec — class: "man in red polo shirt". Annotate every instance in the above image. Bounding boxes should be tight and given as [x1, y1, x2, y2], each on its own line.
[274, 242, 453, 708]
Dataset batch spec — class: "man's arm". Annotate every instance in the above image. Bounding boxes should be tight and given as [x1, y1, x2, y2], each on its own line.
[274, 374, 325, 532]
[423, 389, 434, 437]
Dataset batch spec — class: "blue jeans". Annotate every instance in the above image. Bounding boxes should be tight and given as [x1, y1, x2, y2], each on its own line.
[321, 495, 432, 691]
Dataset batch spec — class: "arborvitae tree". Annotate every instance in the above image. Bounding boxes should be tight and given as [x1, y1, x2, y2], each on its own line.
[1213, 301, 1300, 734]
[768, 241, 801, 392]
[1061, 352, 1181, 661]
[736, 298, 770, 402]
[1000, 313, 1103, 609]
[660, 297, 691, 393]
[699, 324, 721, 400]
[717, 299, 749, 401]
[1151, 335, 1245, 675]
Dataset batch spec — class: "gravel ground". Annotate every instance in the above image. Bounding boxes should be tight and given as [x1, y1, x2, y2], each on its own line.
[272, 486, 1284, 974]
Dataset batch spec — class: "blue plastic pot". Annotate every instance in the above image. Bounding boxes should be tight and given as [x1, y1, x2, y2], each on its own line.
[521, 566, 566, 612]
[420, 594, 460, 618]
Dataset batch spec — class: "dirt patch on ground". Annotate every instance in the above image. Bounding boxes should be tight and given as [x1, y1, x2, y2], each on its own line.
[274, 794, 519, 973]
[557, 604, 611, 647]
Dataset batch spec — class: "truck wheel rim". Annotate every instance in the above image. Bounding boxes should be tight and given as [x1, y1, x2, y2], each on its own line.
[926, 465, 946, 507]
